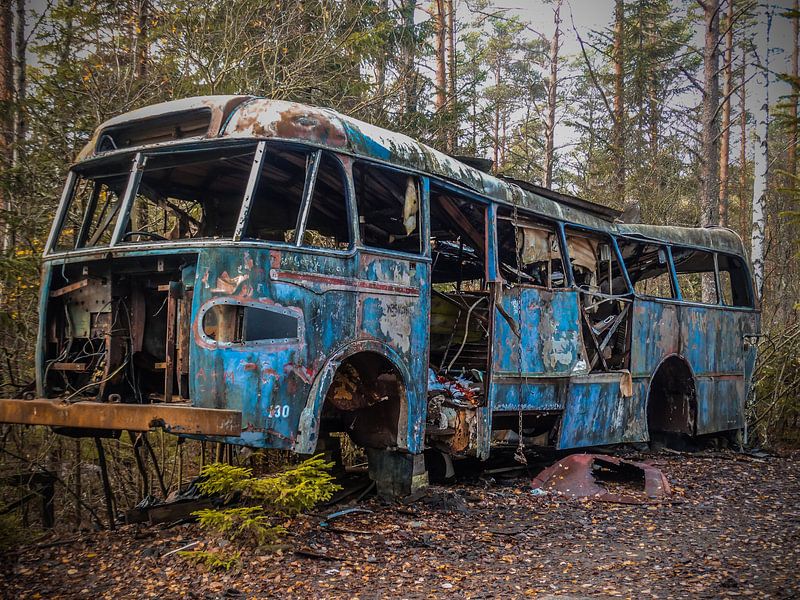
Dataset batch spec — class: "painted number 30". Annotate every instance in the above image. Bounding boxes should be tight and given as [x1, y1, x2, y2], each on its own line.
[268, 405, 290, 419]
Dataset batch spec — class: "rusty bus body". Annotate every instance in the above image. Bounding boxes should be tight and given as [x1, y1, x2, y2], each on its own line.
[0, 96, 760, 496]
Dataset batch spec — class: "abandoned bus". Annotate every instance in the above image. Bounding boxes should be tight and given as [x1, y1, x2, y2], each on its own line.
[0, 96, 760, 497]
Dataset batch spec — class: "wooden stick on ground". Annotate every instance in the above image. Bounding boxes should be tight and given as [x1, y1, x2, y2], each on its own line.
[94, 437, 115, 531]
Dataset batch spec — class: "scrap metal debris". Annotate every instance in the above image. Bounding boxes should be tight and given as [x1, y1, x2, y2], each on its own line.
[318, 507, 374, 528]
[427, 369, 480, 406]
[531, 453, 671, 504]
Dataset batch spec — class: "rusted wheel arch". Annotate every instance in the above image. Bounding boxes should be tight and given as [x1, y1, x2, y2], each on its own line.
[293, 340, 412, 455]
[645, 353, 698, 439]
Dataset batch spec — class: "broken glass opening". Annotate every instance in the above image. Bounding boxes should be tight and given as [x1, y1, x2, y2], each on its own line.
[618, 240, 675, 299]
[497, 212, 566, 288]
[671, 247, 718, 304]
[54, 158, 131, 250]
[123, 144, 257, 243]
[354, 162, 421, 253]
[202, 303, 299, 344]
[717, 253, 755, 308]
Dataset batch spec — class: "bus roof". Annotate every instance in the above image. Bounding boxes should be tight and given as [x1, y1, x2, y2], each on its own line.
[76, 96, 748, 258]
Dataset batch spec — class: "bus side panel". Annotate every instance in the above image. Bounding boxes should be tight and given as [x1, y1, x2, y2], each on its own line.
[491, 381, 564, 412]
[557, 373, 646, 449]
[630, 299, 757, 436]
[491, 287, 584, 376]
[190, 247, 357, 448]
[630, 300, 680, 378]
[356, 252, 429, 454]
[694, 377, 745, 434]
[682, 306, 753, 434]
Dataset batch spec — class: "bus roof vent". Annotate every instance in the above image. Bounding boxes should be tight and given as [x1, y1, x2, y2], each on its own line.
[96, 108, 213, 153]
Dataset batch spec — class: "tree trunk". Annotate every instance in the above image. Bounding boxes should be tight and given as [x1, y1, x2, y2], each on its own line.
[12, 0, 22, 150]
[493, 58, 500, 171]
[700, 0, 721, 227]
[738, 43, 747, 244]
[613, 0, 631, 218]
[445, 0, 456, 152]
[789, 0, 798, 182]
[543, 0, 562, 189]
[0, 0, 12, 252]
[719, 0, 734, 227]
[751, 7, 771, 299]
[433, 0, 446, 148]
[400, 0, 417, 119]
[375, 0, 390, 112]
[135, 0, 148, 80]
[433, 0, 446, 108]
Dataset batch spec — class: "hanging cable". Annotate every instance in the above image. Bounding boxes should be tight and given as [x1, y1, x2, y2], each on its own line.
[446, 296, 486, 373]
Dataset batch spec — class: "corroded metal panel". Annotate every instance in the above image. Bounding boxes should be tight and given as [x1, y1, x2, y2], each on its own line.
[189, 246, 358, 448]
[630, 301, 680, 377]
[558, 372, 646, 449]
[356, 251, 429, 453]
[491, 381, 565, 412]
[488, 286, 585, 452]
[492, 287, 584, 376]
[695, 376, 744, 433]
[630, 298, 758, 435]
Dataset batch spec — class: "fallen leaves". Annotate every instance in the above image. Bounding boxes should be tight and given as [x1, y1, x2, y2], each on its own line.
[1, 450, 798, 598]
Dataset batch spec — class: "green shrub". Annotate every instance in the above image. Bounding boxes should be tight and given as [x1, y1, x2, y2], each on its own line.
[181, 454, 340, 570]
[194, 463, 253, 497]
[178, 549, 241, 571]
[196, 454, 340, 515]
[193, 506, 285, 545]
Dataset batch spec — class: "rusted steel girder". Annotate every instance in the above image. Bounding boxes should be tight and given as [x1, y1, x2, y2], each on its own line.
[0, 399, 242, 436]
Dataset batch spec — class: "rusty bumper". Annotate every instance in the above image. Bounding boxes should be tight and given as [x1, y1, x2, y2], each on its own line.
[0, 399, 242, 436]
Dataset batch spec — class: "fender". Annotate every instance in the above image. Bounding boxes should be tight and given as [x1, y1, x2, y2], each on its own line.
[293, 339, 414, 454]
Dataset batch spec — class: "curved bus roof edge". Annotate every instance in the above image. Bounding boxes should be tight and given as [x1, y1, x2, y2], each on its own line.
[75, 95, 748, 258]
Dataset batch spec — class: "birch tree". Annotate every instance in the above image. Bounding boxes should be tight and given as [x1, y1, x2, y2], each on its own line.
[542, 0, 562, 189]
[0, 0, 12, 251]
[613, 0, 628, 215]
[699, 0, 721, 227]
[751, 5, 771, 299]
[788, 0, 798, 182]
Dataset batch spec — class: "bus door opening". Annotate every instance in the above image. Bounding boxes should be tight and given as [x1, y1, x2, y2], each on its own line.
[425, 186, 489, 455]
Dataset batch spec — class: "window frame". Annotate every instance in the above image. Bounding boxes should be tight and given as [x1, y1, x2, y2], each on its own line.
[495, 209, 570, 291]
[197, 297, 304, 349]
[714, 251, 756, 309]
[352, 158, 426, 258]
[670, 245, 720, 305]
[295, 150, 355, 252]
[614, 236, 677, 301]
[562, 225, 634, 298]
[616, 235, 757, 310]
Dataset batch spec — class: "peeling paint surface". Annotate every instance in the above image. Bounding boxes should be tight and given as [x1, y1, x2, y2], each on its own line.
[27, 95, 761, 472]
[558, 373, 645, 449]
[630, 299, 759, 435]
[190, 247, 357, 448]
[492, 287, 583, 376]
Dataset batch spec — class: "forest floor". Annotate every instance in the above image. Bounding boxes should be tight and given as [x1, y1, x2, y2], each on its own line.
[1, 449, 798, 600]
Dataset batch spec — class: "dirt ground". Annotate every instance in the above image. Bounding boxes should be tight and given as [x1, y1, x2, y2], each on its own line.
[1, 449, 798, 599]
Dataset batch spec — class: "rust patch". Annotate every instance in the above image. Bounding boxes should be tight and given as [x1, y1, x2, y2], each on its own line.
[532, 453, 672, 504]
[275, 107, 347, 147]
